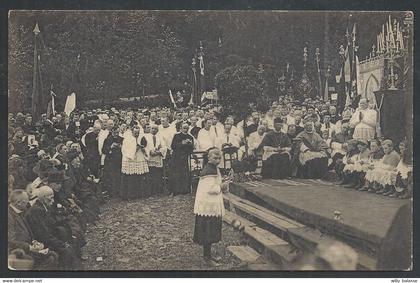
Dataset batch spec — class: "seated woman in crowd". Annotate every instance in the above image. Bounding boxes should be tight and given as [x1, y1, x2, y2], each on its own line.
[390, 140, 413, 198]
[335, 139, 359, 184]
[294, 119, 329, 179]
[364, 139, 400, 195]
[358, 139, 384, 191]
[342, 140, 371, 189]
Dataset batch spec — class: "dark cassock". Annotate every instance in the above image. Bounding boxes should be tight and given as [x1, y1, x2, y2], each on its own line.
[101, 131, 123, 198]
[62, 122, 74, 140]
[84, 130, 100, 177]
[244, 123, 259, 138]
[258, 129, 292, 179]
[189, 125, 201, 139]
[295, 122, 329, 179]
[169, 129, 194, 195]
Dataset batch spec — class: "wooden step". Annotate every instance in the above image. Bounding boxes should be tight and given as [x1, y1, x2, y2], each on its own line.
[224, 194, 377, 270]
[227, 246, 260, 263]
[223, 211, 295, 269]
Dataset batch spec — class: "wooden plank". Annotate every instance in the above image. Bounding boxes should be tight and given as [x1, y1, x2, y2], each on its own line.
[227, 194, 304, 228]
[226, 195, 299, 230]
[227, 246, 261, 263]
[245, 226, 289, 247]
[271, 179, 295, 186]
[224, 211, 288, 247]
[223, 211, 257, 228]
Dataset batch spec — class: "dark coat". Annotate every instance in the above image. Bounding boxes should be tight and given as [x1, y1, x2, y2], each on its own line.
[25, 200, 66, 251]
[84, 131, 100, 176]
[8, 206, 34, 252]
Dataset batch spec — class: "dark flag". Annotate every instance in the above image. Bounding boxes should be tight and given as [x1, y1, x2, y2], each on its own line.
[31, 23, 45, 120]
[46, 87, 56, 119]
[198, 41, 206, 98]
[336, 45, 347, 113]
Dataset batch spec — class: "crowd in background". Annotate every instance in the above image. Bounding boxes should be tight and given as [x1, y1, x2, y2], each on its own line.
[7, 95, 413, 270]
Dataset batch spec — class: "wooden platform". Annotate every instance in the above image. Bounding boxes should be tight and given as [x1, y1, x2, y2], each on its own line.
[229, 178, 410, 256]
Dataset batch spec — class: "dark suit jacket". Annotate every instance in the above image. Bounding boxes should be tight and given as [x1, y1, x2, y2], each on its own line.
[63, 123, 76, 140]
[25, 201, 66, 251]
[84, 131, 99, 158]
[8, 206, 34, 252]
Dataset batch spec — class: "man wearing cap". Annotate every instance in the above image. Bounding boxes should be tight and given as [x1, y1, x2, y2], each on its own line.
[258, 117, 292, 179]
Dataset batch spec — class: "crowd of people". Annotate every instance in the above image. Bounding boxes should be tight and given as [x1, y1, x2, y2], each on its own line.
[8, 94, 413, 270]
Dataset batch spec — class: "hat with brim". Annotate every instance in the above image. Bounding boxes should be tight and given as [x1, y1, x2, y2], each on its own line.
[33, 159, 59, 175]
[48, 171, 70, 183]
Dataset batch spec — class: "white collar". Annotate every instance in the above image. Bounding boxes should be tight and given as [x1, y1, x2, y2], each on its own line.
[10, 204, 23, 214]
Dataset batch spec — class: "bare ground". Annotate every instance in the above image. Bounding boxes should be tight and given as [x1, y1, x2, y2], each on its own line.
[81, 194, 245, 270]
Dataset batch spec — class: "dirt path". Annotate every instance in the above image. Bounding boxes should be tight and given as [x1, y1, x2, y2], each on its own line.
[81, 194, 244, 270]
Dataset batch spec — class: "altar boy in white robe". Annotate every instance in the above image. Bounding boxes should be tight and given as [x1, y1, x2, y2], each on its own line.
[144, 125, 167, 196]
[193, 148, 229, 267]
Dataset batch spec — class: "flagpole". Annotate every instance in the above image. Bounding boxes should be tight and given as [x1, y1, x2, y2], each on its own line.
[324, 65, 331, 102]
[31, 23, 41, 119]
[315, 48, 322, 99]
[198, 41, 206, 106]
[191, 57, 197, 106]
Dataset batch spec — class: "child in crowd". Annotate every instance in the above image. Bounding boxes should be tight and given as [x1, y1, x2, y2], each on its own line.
[193, 147, 230, 266]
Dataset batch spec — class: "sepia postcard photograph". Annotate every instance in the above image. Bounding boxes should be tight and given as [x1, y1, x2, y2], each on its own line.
[4, 9, 414, 276]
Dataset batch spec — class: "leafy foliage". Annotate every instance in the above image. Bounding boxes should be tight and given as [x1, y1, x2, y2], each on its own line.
[215, 65, 267, 121]
[8, 11, 394, 113]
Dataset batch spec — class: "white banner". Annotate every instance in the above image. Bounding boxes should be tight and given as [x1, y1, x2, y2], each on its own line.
[64, 92, 76, 116]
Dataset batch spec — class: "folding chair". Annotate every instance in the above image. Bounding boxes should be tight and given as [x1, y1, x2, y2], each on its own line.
[189, 151, 208, 194]
[221, 146, 238, 176]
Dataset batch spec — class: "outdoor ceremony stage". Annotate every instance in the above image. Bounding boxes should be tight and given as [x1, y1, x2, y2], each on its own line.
[229, 178, 411, 257]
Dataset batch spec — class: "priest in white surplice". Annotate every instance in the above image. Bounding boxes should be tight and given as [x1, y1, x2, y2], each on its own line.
[144, 125, 167, 196]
